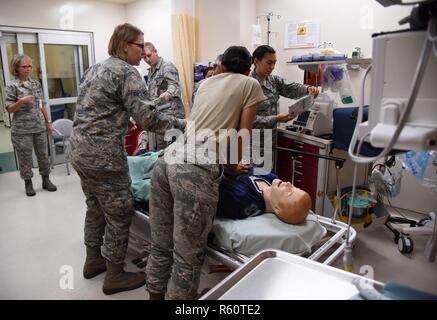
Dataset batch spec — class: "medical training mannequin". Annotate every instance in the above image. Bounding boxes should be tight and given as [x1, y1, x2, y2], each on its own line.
[128, 155, 310, 225]
[216, 168, 311, 224]
[258, 179, 311, 224]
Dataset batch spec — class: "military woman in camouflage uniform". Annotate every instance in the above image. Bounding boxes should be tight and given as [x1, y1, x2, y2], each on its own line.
[143, 42, 185, 150]
[250, 45, 319, 169]
[68, 23, 185, 295]
[4, 54, 57, 196]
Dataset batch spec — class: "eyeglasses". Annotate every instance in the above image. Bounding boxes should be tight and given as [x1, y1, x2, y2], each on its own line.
[129, 42, 145, 50]
[19, 65, 33, 69]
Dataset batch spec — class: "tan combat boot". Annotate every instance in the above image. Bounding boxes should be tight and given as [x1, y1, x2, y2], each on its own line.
[83, 246, 107, 279]
[102, 260, 146, 295]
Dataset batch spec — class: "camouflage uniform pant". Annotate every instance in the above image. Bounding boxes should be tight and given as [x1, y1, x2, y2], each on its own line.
[73, 165, 134, 265]
[146, 157, 222, 300]
[11, 132, 51, 180]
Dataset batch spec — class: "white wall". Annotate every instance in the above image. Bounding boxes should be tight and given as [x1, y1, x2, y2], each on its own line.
[257, 0, 411, 61]
[255, 0, 411, 110]
[0, 0, 126, 63]
[240, 0, 257, 51]
[195, 0, 240, 62]
[126, 0, 173, 77]
[171, 0, 195, 16]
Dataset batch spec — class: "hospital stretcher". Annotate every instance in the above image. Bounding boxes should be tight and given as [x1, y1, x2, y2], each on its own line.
[128, 204, 357, 271]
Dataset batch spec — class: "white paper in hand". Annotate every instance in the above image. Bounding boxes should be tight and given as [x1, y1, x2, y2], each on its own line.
[288, 95, 314, 115]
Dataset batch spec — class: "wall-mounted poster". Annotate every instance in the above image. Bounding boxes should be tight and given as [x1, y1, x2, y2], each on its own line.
[284, 21, 319, 49]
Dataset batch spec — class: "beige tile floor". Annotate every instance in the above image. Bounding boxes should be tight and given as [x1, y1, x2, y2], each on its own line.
[0, 165, 436, 300]
[0, 166, 229, 300]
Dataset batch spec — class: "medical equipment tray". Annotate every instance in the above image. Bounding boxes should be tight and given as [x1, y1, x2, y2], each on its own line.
[200, 249, 383, 300]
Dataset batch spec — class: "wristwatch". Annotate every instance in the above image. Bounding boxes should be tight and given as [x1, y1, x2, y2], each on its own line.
[46, 120, 52, 124]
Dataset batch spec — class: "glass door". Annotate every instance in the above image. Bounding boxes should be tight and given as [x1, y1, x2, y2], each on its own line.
[0, 47, 18, 174]
[38, 32, 93, 165]
[39, 33, 92, 122]
[43, 44, 84, 121]
[0, 33, 19, 173]
[0, 33, 18, 127]
[19, 34, 41, 85]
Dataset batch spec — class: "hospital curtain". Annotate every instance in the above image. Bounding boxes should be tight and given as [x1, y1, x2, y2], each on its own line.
[171, 13, 196, 117]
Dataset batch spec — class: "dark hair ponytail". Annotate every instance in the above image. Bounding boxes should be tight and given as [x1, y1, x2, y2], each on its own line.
[252, 45, 276, 64]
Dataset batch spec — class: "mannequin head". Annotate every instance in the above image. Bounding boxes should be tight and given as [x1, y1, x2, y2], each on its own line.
[260, 179, 311, 224]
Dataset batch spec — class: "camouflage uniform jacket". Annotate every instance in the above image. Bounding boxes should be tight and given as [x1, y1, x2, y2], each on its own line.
[4, 78, 46, 135]
[147, 57, 185, 118]
[250, 69, 309, 130]
[68, 56, 184, 172]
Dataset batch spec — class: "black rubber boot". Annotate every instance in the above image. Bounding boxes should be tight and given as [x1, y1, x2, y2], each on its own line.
[102, 260, 146, 295]
[83, 246, 107, 279]
[24, 179, 36, 197]
[42, 175, 57, 192]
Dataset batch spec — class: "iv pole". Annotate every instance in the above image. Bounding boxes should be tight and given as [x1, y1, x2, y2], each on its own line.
[257, 12, 281, 45]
